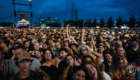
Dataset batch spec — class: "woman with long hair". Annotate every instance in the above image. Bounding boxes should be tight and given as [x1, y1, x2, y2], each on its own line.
[42, 49, 55, 67]
[62, 54, 80, 80]
[108, 56, 126, 80]
[116, 46, 128, 66]
[100, 50, 112, 73]
[83, 62, 105, 80]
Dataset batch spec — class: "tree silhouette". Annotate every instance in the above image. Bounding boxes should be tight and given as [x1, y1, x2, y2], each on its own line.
[100, 18, 105, 28]
[129, 14, 136, 28]
[92, 19, 97, 27]
[116, 16, 123, 28]
[88, 19, 91, 27]
[107, 17, 114, 28]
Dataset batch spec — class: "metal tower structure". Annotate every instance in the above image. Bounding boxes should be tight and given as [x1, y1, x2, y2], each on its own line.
[12, 0, 33, 27]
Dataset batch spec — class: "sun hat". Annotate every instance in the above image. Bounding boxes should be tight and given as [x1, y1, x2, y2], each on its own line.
[78, 45, 90, 53]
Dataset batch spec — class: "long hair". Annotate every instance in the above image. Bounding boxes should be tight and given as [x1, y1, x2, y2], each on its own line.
[41, 49, 55, 64]
[109, 56, 125, 79]
[83, 62, 104, 80]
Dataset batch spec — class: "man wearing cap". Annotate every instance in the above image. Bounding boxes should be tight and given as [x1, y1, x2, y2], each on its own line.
[11, 52, 39, 80]
[10, 46, 41, 76]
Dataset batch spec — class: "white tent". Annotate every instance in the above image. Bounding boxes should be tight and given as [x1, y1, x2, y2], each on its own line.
[18, 19, 29, 24]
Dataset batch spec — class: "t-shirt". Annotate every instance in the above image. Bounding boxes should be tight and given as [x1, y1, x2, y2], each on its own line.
[125, 46, 140, 63]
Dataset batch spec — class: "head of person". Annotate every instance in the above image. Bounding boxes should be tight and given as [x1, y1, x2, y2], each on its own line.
[24, 41, 30, 48]
[55, 41, 61, 50]
[70, 44, 78, 51]
[64, 39, 70, 46]
[64, 54, 75, 66]
[0, 41, 8, 48]
[112, 56, 125, 70]
[99, 35, 103, 41]
[76, 39, 81, 46]
[16, 38, 23, 45]
[103, 50, 112, 63]
[78, 45, 89, 56]
[131, 38, 139, 46]
[0, 51, 4, 61]
[73, 66, 86, 80]
[40, 65, 60, 80]
[43, 43, 48, 50]
[115, 41, 122, 48]
[82, 54, 95, 64]
[116, 47, 126, 57]
[59, 48, 68, 60]
[88, 41, 93, 49]
[14, 46, 27, 59]
[83, 62, 104, 80]
[16, 52, 33, 72]
[98, 45, 105, 53]
[34, 42, 40, 50]
[48, 38, 53, 45]
[42, 49, 54, 63]
[9, 39, 14, 46]
[34, 50, 43, 58]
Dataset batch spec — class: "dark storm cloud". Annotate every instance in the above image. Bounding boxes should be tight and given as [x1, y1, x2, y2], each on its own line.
[0, 0, 140, 23]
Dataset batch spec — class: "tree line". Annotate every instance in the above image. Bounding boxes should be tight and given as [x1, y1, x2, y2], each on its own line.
[64, 14, 140, 28]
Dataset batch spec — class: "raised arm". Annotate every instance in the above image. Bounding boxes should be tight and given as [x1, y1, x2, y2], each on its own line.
[90, 29, 97, 52]
[70, 35, 77, 44]
[80, 29, 85, 45]
[66, 24, 70, 39]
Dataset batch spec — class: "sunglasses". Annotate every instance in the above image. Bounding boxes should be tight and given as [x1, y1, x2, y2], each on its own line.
[81, 49, 87, 51]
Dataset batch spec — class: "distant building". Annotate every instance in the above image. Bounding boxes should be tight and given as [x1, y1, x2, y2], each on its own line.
[39, 17, 44, 24]
[71, 9, 78, 21]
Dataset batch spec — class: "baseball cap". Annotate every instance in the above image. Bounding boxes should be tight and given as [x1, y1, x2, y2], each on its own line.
[18, 52, 32, 62]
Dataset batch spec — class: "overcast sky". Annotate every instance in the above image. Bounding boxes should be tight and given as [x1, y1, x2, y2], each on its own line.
[0, 0, 140, 23]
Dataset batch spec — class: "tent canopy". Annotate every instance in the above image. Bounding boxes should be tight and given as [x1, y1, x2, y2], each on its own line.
[18, 19, 29, 23]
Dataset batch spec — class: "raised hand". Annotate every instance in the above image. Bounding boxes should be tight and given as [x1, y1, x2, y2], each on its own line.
[73, 58, 80, 66]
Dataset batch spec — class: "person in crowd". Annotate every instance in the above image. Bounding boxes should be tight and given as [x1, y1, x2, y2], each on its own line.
[0, 51, 14, 80]
[100, 50, 112, 73]
[29, 42, 40, 56]
[126, 38, 140, 63]
[53, 41, 62, 57]
[10, 46, 41, 76]
[108, 56, 126, 80]
[24, 41, 30, 52]
[34, 50, 43, 62]
[61, 54, 80, 80]
[72, 66, 86, 80]
[40, 65, 60, 80]
[10, 52, 39, 80]
[42, 49, 55, 67]
[116, 46, 128, 66]
[83, 62, 107, 80]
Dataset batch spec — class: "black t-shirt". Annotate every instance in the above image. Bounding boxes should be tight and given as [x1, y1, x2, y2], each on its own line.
[21, 75, 30, 80]
[58, 60, 66, 74]
[125, 46, 140, 63]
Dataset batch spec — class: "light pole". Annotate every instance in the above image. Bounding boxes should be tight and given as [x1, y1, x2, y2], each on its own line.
[29, 1, 33, 28]
[12, 0, 16, 23]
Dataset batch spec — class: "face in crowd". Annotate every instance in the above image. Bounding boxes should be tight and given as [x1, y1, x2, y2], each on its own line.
[34, 43, 40, 50]
[44, 50, 53, 60]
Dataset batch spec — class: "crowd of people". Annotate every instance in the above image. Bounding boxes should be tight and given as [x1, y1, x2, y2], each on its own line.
[0, 24, 140, 80]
